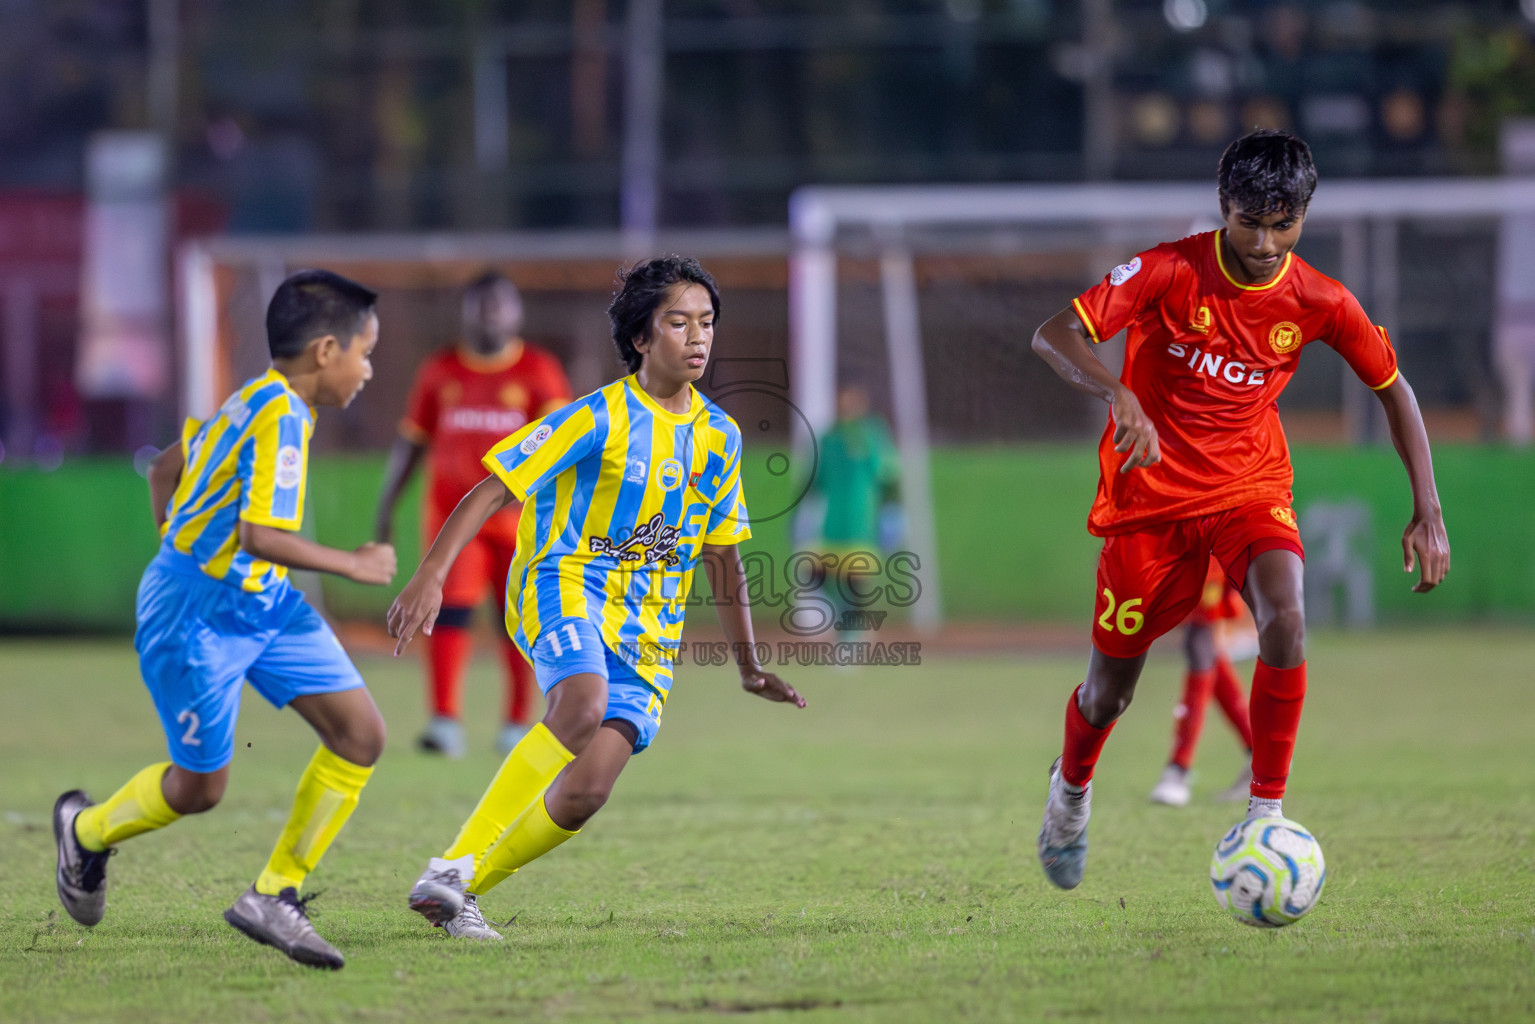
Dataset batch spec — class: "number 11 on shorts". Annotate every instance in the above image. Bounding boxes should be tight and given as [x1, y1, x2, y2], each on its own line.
[1097, 588, 1144, 635]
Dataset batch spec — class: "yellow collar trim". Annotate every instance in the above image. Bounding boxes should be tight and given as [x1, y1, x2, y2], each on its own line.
[1214, 230, 1292, 291]
[624, 375, 699, 425]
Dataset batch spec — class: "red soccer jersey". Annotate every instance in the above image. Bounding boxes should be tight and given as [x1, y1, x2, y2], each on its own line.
[1071, 230, 1398, 536]
[401, 344, 573, 516]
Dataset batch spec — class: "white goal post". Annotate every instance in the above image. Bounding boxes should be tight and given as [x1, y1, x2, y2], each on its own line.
[788, 177, 1535, 632]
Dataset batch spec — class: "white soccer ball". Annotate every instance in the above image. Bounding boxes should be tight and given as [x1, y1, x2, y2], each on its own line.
[1209, 815, 1326, 928]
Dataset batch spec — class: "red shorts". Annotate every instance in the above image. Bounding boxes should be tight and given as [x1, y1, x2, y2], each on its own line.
[1186, 557, 1245, 626]
[1091, 501, 1303, 658]
[424, 499, 524, 609]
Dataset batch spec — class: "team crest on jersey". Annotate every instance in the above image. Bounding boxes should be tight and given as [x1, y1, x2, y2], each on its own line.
[499, 383, 528, 408]
[519, 423, 553, 455]
[1270, 506, 1298, 530]
[1268, 321, 1303, 354]
[441, 381, 463, 406]
[656, 458, 685, 491]
[1189, 306, 1213, 334]
[275, 446, 303, 489]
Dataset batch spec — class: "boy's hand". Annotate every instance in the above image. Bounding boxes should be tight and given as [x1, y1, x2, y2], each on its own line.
[387, 574, 443, 656]
[348, 542, 397, 585]
[1111, 385, 1160, 473]
[1403, 510, 1450, 593]
[741, 669, 806, 708]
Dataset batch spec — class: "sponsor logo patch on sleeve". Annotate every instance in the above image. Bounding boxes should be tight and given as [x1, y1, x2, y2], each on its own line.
[275, 446, 303, 489]
[1109, 257, 1142, 286]
[519, 423, 554, 455]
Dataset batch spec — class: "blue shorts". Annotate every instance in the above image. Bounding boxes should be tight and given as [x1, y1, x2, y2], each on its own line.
[135, 551, 365, 772]
[528, 618, 665, 754]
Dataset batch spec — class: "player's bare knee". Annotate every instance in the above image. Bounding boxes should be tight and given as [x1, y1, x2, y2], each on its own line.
[164, 767, 226, 815]
[319, 711, 386, 767]
[544, 678, 607, 752]
[546, 700, 604, 752]
[1079, 676, 1136, 726]
[555, 781, 611, 827]
[1257, 605, 1306, 665]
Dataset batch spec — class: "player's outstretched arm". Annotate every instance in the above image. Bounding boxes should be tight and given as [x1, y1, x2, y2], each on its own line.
[240, 521, 397, 585]
[146, 444, 185, 531]
[387, 474, 515, 655]
[374, 435, 426, 544]
[1374, 374, 1450, 592]
[1031, 307, 1160, 473]
[701, 542, 806, 708]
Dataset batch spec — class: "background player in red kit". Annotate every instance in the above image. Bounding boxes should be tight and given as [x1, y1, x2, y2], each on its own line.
[1029, 130, 1450, 890]
[376, 272, 572, 757]
[1147, 557, 1254, 807]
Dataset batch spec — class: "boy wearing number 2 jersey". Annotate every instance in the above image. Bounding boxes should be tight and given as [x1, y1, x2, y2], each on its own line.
[51, 271, 397, 968]
[1029, 130, 1451, 890]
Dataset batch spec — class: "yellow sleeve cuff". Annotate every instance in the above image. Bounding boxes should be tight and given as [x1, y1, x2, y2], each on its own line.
[1072, 298, 1103, 343]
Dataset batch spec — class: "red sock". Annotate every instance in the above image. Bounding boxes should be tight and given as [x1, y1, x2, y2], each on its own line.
[501, 640, 537, 725]
[1061, 684, 1117, 787]
[1212, 655, 1252, 750]
[427, 625, 473, 719]
[1249, 659, 1306, 799]
[1169, 668, 1216, 770]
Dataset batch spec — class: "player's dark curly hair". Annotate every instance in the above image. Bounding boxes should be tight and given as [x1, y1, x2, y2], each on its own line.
[606, 255, 720, 373]
[266, 269, 378, 359]
[1217, 129, 1317, 219]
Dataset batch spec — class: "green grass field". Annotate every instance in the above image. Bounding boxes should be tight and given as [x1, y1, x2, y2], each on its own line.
[3, 628, 1533, 1023]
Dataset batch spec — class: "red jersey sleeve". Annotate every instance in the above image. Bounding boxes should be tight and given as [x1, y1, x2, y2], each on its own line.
[531, 349, 574, 417]
[1071, 245, 1179, 344]
[1324, 288, 1399, 391]
[400, 356, 442, 444]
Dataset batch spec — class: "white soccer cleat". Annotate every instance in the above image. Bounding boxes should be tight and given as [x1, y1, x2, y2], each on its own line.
[1214, 763, 1253, 803]
[224, 886, 345, 969]
[442, 894, 504, 941]
[1148, 764, 1191, 807]
[1037, 757, 1092, 890]
[1246, 795, 1283, 821]
[408, 854, 473, 926]
[417, 716, 467, 759]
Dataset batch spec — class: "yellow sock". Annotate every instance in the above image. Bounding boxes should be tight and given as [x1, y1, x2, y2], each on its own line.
[467, 796, 578, 896]
[73, 762, 181, 852]
[443, 723, 574, 869]
[255, 745, 373, 896]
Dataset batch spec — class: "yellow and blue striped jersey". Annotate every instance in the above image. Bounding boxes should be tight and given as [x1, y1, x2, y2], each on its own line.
[160, 368, 313, 592]
[482, 374, 751, 695]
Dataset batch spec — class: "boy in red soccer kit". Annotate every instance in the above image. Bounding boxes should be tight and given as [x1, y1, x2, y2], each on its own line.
[1030, 130, 1450, 890]
[376, 272, 572, 757]
[1147, 558, 1254, 807]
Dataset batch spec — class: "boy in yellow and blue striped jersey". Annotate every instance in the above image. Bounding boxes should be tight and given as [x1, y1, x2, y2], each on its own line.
[52, 270, 397, 970]
[389, 256, 806, 940]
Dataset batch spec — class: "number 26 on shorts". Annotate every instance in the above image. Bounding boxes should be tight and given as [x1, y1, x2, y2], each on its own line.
[1097, 588, 1144, 635]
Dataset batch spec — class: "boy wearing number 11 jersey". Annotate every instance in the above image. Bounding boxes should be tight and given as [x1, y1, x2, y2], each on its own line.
[388, 256, 805, 940]
[1030, 130, 1451, 890]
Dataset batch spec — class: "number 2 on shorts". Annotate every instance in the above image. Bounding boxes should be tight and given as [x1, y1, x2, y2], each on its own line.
[1097, 588, 1145, 635]
[177, 708, 202, 746]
